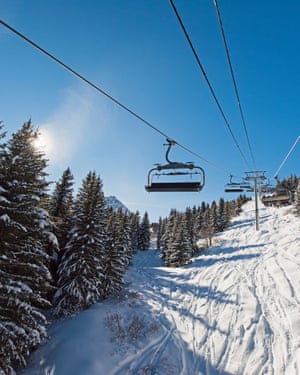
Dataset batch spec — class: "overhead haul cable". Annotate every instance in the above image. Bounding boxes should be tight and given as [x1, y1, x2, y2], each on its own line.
[213, 0, 257, 170]
[273, 135, 300, 180]
[169, 0, 251, 170]
[0, 19, 229, 175]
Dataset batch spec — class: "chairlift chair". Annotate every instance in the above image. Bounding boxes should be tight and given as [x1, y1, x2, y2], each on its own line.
[258, 179, 276, 194]
[145, 139, 205, 193]
[224, 175, 249, 193]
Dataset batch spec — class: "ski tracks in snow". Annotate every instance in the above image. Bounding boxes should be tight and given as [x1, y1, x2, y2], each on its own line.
[120, 204, 300, 374]
[20, 203, 300, 375]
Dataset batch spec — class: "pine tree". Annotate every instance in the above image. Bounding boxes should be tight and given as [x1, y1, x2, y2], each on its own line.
[158, 218, 168, 260]
[217, 197, 228, 232]
[183, 207, 195, 253]
[49, 167, 74, 248]
[225, 200, 236, 222]
[53, 171, 107, 316]
[115, 208, 132, 267]
[138, 211, 151, 250]
[193, 205, 202, 237]
[156, 217, 163, 250]
[0, 121, 56, 374]
[160, 209, 177, 259]
[103, 213, 127, 297]
[209, 201, 218, 234]
[166, 215, 192, 267]
[0, 122, 7, 210]
[200, 206, 215, 248]
[128, 211, 140, 253]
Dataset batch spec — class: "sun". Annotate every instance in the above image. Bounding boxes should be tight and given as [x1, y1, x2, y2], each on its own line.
[32, 127, 53, 156]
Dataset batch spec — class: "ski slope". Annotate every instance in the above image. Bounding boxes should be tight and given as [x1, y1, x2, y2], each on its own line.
[22, 201, 300, 375]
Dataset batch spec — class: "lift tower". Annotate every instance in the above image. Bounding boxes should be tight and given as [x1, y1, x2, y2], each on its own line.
[245, 171, 267, 231]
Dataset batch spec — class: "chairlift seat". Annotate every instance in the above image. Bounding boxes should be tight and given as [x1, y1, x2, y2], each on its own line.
[224, 188, 244, 193]
[145, 181, 203, 192]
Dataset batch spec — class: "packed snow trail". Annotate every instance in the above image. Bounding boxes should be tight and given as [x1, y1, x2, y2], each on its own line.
[127, 203, 300, 374]
[22, 202, 300, 375]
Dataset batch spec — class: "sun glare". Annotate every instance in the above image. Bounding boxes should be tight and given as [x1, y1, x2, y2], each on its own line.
[32, 128, 53, 156]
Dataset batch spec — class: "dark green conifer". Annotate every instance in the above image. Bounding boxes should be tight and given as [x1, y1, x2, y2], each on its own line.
[0, 121, 56, 374]
[217, 197, 227, 232]
[156, 217, 163, 250]
[115, 208, 131, 267]
[128, 211, 140, 253]
[104, 213, 126, 296]
[166, 216, 192, 267]
[138, 211, 151, 250]
[49, 167, 74, 248]
[53, 171, 107, 316]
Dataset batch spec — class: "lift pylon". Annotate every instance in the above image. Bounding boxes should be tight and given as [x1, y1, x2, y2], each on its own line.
[245, 171, 267, 231]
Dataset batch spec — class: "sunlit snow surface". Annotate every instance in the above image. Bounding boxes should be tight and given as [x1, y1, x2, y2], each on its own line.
[22, 201, 300, 375]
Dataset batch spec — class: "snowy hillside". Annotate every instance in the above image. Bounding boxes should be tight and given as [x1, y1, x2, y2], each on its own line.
[22, 201, 300, 375]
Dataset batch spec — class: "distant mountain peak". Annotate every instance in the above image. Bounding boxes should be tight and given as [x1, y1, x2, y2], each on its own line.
[105, 195, 129, 213]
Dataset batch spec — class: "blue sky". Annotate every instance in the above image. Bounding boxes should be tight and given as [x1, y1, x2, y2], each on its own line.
[1, 0, 299, 221]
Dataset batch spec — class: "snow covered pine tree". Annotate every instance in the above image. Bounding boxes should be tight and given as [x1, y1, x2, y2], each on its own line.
[0, 121, 57, 374]
[138, 212, 150, 250]
[53, 171, 108, 316]
[104, 212, 127, 297]
[48, 167, 74, 249]
[165, 215, 192, 267]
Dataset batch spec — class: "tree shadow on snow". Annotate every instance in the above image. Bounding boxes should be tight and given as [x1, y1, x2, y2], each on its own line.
[188, 249, 261, 269]
[227, 217, 254, 230]
[230, 213, 273, 231]
[137, 269, 236, 374]
[132, 248, 262, 374]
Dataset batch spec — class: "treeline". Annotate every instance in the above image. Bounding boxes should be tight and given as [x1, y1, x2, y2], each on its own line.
[3, 120, 296, 374]
[276, 174, 300, 205]
[157, 195, 250, 267]
[280, 175, 300, 215]
[295, 179, 300, 215]
[276, 174, 299, 197]
[0, 121, 150, 374]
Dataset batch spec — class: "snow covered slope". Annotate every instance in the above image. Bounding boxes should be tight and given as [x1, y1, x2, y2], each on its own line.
[22, 201, 300, 375]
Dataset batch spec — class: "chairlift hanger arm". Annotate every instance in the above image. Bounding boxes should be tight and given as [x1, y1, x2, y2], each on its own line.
[164, 138, 176, 163]
[157, 139, 196, 170]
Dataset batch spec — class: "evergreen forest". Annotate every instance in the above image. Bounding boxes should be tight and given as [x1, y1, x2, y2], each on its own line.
[0, 121, 299, 374]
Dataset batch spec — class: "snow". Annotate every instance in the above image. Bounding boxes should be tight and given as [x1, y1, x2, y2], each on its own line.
[0, 196, 9, 203]
[21, 201, 300, 375]
[0, 214, 11, 222]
